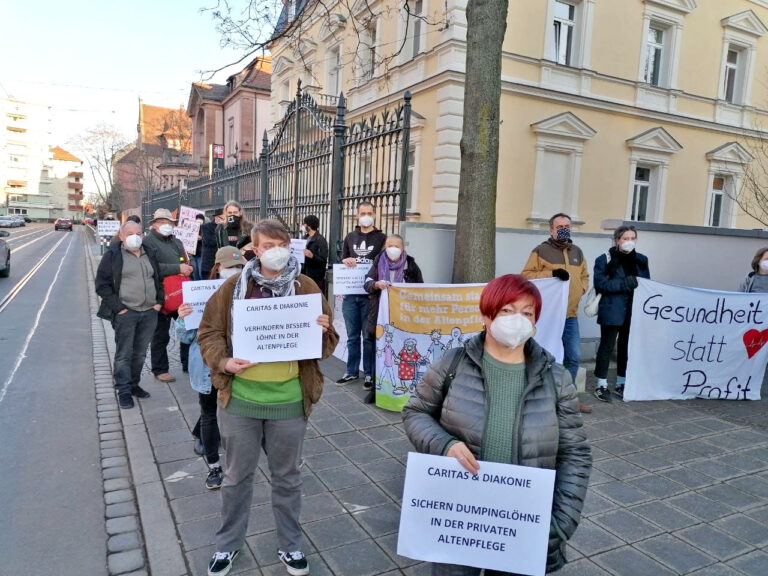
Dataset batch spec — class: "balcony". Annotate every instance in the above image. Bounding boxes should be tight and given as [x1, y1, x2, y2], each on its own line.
[7, 179, 27, 187]
[68, 181, 83, 191]
[68, 171, 84, 179]
[68, 192, 83, 201]
[68, 205, 83, 212]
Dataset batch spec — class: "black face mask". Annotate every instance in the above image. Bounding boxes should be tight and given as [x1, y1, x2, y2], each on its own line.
[226, 215, 241, 229]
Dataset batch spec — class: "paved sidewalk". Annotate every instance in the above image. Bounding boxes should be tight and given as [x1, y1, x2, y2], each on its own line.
[88, 242, 768, 575]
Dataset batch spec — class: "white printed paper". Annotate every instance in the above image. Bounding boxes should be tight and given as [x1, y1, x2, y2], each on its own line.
[181, 279, 225, 330]
[173, 220, 201, 255]
[97, 220, 120, 237]
[333, 263, 370, 295]
[291, 239, 308, 264]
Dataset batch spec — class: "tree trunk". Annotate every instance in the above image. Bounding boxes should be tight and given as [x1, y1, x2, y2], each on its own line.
[452, 0, 508, 283]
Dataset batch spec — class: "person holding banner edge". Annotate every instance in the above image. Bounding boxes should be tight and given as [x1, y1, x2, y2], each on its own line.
[739, 247, 768, 293]
[337, 201, 387, 388]
[593, 226, 650, 402]
[403, 274, 591, 575]
[198, 219, 338, 576]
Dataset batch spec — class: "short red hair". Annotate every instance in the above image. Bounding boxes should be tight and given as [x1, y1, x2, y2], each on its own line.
[479, 274, 542, 321]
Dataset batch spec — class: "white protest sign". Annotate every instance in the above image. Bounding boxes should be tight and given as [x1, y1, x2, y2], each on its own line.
[173, 220, 201, 255]
[181, 279, 225, 330]
[179, 205, 204, 224]
[333, 263, 370, 295]
[626, 279, 768, 401]
[398, 453, 555, 576]
[291, 239, 307, 264]
[97, 220, 120, 237]
[232, 293, 323, 362]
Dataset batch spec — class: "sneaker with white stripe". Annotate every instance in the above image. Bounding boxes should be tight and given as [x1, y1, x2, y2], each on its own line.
[278, 549, 309, 575]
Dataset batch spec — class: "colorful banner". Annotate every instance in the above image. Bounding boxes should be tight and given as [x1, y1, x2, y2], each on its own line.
[374, 279, 568, 412]
[398, 453, 554, 576]
[626, 279, 768, 401]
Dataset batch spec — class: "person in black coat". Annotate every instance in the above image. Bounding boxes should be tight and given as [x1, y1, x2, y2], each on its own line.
[593, 225, 650, 402]
[363, 234, 424, 402]
[200, 214, 222, 279]
[300, 215, 328, 293]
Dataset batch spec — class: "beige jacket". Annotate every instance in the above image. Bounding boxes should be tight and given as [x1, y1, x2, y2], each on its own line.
[197, 274, 339, 417]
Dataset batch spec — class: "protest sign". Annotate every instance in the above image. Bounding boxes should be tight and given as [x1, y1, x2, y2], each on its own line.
[179, 205, 204, 224]
[232, 293, 323, 362]
[626, 279, 768, 401]
[333, 263, 369, 295]
[373, 279, 568, 412]
[173, 220, 201, 255]
[291, 239, 307, 264]
[97, 220, 120, 237]
[398, 452, 555, 576]
[181, 279, 225, 330]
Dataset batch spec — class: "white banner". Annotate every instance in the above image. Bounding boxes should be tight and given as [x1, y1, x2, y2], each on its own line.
[398, 452, 554, 576]
[232, 294, 323, 362]
[173, 220, 201, 255]
[373, 279, 568, 412]
[291, 238, 307, 264]
[181, 279, 225, 330]
[332, 263, 369, 295]
[626, 279, 768, 401]
[179, 205, 204, 224]
[97, 220, 120, 237]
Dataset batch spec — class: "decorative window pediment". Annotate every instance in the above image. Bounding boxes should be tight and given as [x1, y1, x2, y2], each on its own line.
[293, 38, 317, 58]
[273, 56, 295, 76]
[626, 127, 682, 154]
[706, 142, 754, 165]
[722, 10, 768, 38]
[319, 13, 347, 42]
[352, 0, 380, 19]
[644, 0, 696, 14]
[530, 112, 596, 141]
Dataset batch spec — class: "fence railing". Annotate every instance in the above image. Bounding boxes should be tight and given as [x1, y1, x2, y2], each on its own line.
[142, 85, 412, 262]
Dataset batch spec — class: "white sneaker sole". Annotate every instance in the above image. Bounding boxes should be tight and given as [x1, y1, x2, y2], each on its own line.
[281, 562, 309, 576]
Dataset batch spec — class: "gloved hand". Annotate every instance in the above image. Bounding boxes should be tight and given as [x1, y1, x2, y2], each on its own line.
[552, 268, 570, 281]
[625, 276, 638, 289]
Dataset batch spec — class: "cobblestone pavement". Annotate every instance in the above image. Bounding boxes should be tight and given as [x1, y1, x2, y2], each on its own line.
[88, 241, 768, 576]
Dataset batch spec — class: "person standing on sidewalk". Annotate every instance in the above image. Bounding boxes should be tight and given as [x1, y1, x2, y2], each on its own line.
[337, 201, 386, 389]
[96, 221, 163, 409]
[191, 212, 206, 281]
[522, 212, 593, 414]
[216, 201, 250, 249]
[142, 208, 194, 383]
[198, 219, 338, 576]
[300, 214, 328, 294]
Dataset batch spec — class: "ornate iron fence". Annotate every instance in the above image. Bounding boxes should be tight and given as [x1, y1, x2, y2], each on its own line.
[142, 85, 412, 262]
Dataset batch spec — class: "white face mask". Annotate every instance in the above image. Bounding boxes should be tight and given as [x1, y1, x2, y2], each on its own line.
[124, 234, 142, 250]
[158, 223, 174, 237]
[619, 240, 636, 253]
[760, 260, 768, 272]
[489, 313, 535, 349]
[260, 246, 292, 271]
[219, 267, 242, 279]
[300, 226, 307, 236]
[359, 215, 374, 228]
[385, 247, 402, 261]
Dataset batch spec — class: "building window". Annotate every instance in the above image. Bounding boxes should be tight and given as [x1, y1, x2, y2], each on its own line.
[227, 118, 235, 155]
[406, 144, 418, 211]
[281, 79, 291, 102]
[358, 21, 377, 80]
[552, 1, 575, 66]
[326, 46, 341, 96]
[723, 47, 742, 103]
[631, 166, 653, 222]
[708, 175, 729, 227]
[401, 0, 425, 62]
[644, 26, 664, 86]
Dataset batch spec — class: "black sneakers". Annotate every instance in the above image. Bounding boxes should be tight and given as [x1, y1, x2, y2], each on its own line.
[362, 376, 374, 391]
[205, 466, 223, 490]
[593, 387, 611, 403]
[278, 550, 309, 576]
[335, 374, 358, 386]
[131, 386, 151, 399]
[614, 385, 625, 401]
[118, 393, 135, 409]
[207, 550, 239, 575]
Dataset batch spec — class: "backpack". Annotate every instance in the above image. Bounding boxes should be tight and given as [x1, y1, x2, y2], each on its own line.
[584, 251, 611, 318]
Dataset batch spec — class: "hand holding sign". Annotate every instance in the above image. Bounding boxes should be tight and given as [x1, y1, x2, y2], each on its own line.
[225, 358, 259, 374]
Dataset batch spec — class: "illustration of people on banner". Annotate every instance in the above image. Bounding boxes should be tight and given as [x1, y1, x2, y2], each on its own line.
[373, 279, 569, 412]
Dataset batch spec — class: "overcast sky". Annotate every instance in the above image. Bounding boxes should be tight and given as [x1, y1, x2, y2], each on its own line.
[0, 0, 256, 189]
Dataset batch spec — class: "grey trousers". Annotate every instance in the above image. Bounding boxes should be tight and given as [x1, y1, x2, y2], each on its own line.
[215, 408, 307, 552]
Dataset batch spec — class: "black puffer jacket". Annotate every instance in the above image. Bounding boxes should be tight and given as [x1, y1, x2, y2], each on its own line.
[402, 334, 592, 573]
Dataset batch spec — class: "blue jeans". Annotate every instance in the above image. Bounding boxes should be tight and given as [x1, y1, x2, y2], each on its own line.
[113, 309, 158, 395]
[342, 295, 373, 377]
[191, 255, 203, 281]
[562, 317, 581, 384]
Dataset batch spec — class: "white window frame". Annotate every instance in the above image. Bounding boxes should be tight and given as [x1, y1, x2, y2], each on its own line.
[718, 12, 767, 106]
[629, 165, 656, 222]
[325, 44, 342, 97]
[406, 128, 422, 213]
[399, 0, 427, 64]
[357, 20, 378, 82]
[637, 2, 690, 89]
[719, 42, 749, 104]
[543, 0, 595, 69]
[703, 142, 753, 227]
[706, 174, 734, 228]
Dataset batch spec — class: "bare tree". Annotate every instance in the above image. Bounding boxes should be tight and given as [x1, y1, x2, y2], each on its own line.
[729, 136, 768, 226]
[69, 123, 131, 212]
[452, 0, 506, 283]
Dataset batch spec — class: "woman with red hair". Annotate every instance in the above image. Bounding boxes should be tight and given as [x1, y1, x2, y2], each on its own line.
[403, 274, 592, 575]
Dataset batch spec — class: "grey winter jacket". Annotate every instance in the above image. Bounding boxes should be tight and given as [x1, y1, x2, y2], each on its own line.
[402, 333, 592, 573]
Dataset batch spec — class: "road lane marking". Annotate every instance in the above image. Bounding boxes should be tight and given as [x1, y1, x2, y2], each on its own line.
[7, 230, 56, 252]
[5, 227, 51, 243]
[0, 233, 74, 405]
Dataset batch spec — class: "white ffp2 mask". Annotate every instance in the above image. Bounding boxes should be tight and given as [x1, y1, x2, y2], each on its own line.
[489, 313, 534, 349]
[260, 247, 292, 271]
[124, 234, 142, 250]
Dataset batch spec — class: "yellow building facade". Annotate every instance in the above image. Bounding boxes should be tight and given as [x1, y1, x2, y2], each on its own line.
[269, 0, 768, 231]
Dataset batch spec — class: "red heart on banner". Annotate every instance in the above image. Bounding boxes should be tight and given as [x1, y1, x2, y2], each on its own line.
[743, 329, 768, 359]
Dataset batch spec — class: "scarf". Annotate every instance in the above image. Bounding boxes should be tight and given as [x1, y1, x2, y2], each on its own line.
[378, 252, 407, 284]
[233, 255, 301, 300]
